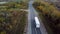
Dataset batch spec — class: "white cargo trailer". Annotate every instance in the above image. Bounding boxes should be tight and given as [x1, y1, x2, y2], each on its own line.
[34, 17, 40, 28]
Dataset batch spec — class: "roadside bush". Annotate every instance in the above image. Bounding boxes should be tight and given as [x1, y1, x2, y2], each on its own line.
[33, 1, 60, 34]
[0, 10, 27, 34]
[34, 1, 60, 20]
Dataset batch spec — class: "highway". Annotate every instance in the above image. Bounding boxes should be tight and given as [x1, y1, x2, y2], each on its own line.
[27, 0, 41, 34]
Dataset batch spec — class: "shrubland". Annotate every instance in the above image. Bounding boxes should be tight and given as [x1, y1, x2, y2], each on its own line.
[0, 10, 27, 34]
[0, 2, 28, 9]
[0, 2, 27, 34]
[33, 1, 60, 34]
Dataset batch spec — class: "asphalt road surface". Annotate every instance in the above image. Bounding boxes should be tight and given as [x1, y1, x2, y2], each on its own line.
[28, 1, 41, 34]
[27, 0, 48, 34]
